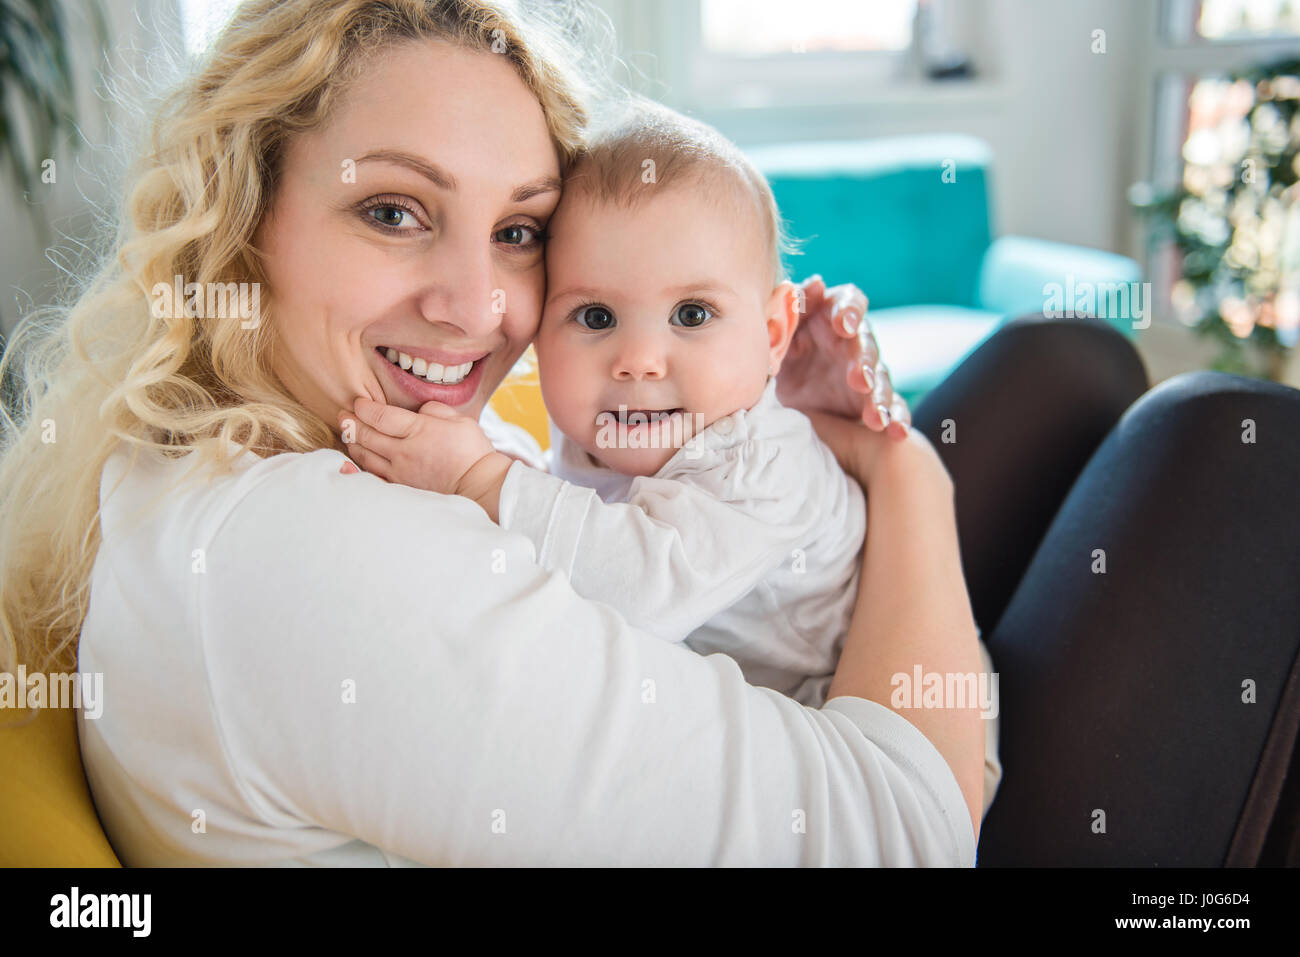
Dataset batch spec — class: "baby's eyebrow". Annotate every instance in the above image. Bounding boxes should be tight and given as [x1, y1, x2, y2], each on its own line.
[547, 285, 604, 303]
[662, 280, 737, 298]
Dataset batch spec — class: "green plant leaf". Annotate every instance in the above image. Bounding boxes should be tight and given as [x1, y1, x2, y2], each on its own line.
[0, 0, 108, 204]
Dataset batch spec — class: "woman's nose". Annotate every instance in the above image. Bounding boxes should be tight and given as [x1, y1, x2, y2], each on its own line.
[415, 244, 501, 339]
[611, 329, 667, 381]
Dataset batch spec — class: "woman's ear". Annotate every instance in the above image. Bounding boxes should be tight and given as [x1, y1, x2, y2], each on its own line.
[765, 280, 800, 375]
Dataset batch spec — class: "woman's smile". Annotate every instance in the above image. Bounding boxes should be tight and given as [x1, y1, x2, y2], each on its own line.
[369, 342, 492, 410]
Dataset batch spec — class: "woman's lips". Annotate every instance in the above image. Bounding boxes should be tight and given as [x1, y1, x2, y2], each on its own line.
[373, 346, 487, 409]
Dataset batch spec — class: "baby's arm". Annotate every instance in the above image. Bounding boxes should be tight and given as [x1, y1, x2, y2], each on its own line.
[339, 397, 513, 519]
[495, 460, 823, 642]
[342, 398, 823, 643]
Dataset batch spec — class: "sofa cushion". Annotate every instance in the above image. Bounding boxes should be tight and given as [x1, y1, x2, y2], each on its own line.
[747, 136, 994, 310]
[867, 304, 1005, 403]
[978, 235, 1144, 337]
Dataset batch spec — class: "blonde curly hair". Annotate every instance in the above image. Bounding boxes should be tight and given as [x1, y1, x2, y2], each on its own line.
[0, 0, 605, 677]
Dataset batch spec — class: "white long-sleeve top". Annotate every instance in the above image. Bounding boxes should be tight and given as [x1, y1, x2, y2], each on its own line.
[497, 380, 866, 709]
[76, 434, 978, 866]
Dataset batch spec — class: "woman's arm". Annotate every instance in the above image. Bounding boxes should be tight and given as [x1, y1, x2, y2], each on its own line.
[810, 413, 987, 840]
[197, 448, 976, 865]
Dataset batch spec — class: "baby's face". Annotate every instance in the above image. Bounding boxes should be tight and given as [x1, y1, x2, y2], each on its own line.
[537, 181, 781, 476]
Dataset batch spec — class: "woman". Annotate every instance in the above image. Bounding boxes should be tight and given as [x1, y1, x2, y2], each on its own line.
[0, 0, 982, 866]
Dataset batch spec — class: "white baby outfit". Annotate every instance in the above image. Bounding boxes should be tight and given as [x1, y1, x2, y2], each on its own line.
[496, 379, 866, 709]
[489, 379, 1002, 815]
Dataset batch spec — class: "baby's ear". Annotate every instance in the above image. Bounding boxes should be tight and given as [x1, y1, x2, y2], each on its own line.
[765, 281, 800, 373]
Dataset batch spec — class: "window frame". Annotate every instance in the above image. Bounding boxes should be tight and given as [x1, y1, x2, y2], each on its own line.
[689, 0, 914, 108]
[612, 0, 941, 112]
[1163, 0, 1300, 45]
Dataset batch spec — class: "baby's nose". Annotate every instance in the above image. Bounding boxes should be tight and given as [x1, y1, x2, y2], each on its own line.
[612, 336, 667, 380]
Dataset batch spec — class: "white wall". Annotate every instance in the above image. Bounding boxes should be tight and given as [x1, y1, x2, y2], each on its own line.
[5, 0, 1293, 335]
[595, 0, 1156, 260]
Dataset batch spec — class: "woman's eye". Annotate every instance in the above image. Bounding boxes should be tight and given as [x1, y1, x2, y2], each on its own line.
[494, 223, 545, 247]
[363, 202, 421, 231]
[672, 303, 713, 327]
[576, 305, 615, 330]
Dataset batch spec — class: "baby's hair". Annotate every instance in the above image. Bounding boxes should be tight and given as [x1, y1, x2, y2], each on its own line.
[565, 97, 794, 288]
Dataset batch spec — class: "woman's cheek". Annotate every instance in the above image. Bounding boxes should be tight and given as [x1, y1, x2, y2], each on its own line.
[504, 279, 543, 354]
[521, 264, 548, 331]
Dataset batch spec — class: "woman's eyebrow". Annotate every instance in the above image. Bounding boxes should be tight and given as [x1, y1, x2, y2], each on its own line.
[512, 177, 562, 203]
[357, 149, 457, 190]
[353, 149, 559, 202]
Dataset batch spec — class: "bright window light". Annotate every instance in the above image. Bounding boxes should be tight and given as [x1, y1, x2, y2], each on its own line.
[1197, 0, 1300, 39]
[180, 0, 245, 56]
[700, 0, 917, 55]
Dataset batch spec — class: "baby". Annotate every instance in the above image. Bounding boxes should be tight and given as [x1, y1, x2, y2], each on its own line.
[349, 101, 1000, 810]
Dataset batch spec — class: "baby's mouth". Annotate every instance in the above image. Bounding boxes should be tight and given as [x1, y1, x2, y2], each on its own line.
[601, 408, 685, 425]
[377, 347, 476, 385]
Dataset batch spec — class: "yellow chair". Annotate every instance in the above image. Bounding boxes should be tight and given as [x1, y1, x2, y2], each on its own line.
[488, 351, 551, 451]
[0, 369, 550, 866]
[0, 707, 121, 866]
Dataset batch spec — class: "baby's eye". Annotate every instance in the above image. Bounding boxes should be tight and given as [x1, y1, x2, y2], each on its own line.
[671, 303, 713, 328]
[576, 305, 616, 330]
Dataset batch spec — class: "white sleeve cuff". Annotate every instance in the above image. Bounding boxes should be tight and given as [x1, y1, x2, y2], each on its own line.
[498, 461, 596, 578]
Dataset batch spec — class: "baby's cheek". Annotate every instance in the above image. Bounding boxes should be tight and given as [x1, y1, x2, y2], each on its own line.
[690, 351, 768, 424]
[543, 363, 589, 434]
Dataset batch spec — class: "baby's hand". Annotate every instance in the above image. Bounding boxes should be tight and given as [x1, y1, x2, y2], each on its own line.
[338, 396, 503, 500]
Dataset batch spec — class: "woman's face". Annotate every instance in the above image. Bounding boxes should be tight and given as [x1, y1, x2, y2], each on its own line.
[256, 38, 562, 428]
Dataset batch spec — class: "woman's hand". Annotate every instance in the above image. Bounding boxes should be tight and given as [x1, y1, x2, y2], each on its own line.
[776, 276, 911, 438]
[804, 407, 951, 495]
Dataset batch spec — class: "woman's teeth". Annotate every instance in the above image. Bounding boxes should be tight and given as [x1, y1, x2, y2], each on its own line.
[383, 347, 473, 385]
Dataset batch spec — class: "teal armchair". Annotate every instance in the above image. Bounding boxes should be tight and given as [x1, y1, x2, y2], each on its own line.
[746, 135, 1143, 404]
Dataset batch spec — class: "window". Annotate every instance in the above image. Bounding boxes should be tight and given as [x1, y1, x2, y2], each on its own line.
[1164, 73, 1300, 346]
[1196, 0, 1300, 40]
[619, 0, 942, 111]
[179, 0, 244, 57]
[1164, 0, 1300, 43]
[700, 0, 916, 56]
[1140, 0, 1300, 364]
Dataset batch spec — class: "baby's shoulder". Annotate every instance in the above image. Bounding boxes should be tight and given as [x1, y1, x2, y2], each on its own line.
[661, 396, 839, 487]
[646, 405, 854, 533]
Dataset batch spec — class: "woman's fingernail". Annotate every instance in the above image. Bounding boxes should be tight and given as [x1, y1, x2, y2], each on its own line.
[861, 360, 876, 389]
[876, 403, 891, 427]
[840, 310, 858, 335]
